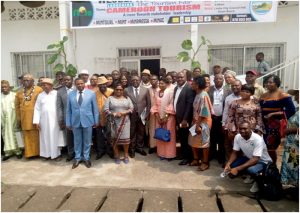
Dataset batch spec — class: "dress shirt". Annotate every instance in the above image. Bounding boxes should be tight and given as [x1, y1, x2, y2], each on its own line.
[134, 86, 140, 97]
[76, 89, 85, 102]
[257, 60, 271, 75]
[212, 85, 224, 116]
[66, 86, 74, 95]
[222, 93, 241, 126]
[173, 81, 187, 112]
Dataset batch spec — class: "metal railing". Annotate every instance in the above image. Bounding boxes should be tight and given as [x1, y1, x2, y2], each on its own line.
[256, 57, 299, 90]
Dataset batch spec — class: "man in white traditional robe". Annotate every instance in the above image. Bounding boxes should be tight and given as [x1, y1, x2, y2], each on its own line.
[33, 78, 65, 160]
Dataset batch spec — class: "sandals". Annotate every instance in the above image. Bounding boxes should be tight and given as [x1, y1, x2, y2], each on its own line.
[123, 157, 129, 164]
[115, 158, 121, 164]
[189, 159, 199, 166]
[198, 162, 209, 171]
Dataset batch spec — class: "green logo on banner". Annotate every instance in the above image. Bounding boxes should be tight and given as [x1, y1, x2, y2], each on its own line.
[73, 6, 92, 17]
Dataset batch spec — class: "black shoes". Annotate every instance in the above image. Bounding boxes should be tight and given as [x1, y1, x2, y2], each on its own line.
[2, 156, 10, 161]
[66, 155, 74, 162]
[136, 149, 147, 156]
[72, 161, 80, 169]
[95, 153, 105, 160]
[129, 151, 135, 158]
[148, 148, 156, 154]
[84, 160, 92, 168]
[178, 159, 189, 165]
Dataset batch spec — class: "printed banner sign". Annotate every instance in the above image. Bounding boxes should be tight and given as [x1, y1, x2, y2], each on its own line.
[71, 1, 278, 28]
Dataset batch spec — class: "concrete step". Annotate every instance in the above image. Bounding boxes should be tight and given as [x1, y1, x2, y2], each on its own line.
[1, 184, 298, 212]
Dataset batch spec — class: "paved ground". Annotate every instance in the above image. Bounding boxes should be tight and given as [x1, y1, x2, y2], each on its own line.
[1, 151, 299, 212]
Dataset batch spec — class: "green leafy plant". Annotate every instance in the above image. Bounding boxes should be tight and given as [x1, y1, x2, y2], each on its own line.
[177, 36, 212, 72]
[47, 36, 77, 77]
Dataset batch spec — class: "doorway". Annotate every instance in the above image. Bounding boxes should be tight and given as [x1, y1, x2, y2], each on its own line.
[140, 59, 160, 76]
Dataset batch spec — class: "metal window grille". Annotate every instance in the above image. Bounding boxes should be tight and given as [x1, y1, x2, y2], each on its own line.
[118, 47, 160, 58]
[209, 43, 284, 75]
[12, 51, 57, 85]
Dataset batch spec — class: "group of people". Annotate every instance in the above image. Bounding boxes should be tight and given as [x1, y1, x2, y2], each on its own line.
[1, 58, 298, 193]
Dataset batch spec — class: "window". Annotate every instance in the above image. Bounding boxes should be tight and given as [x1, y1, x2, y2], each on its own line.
[12, 51, 57, 84]
[209, 43, 285, 75]
[118, 47, 160, 58]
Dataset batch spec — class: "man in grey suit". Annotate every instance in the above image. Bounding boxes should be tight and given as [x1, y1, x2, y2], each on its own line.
[125, 75, 151, 158]
[208, 73, 231, 165]
[56, 75, 74, 161]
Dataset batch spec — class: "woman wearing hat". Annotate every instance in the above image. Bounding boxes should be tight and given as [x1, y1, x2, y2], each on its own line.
[281, 89, 299, 188]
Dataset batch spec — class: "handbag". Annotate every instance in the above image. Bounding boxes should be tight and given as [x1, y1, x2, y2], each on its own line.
[154, 127, 171, 142]
[279, 112, 288, 138]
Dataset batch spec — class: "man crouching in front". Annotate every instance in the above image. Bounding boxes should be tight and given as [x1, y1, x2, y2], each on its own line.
[224, 122, 272, 193]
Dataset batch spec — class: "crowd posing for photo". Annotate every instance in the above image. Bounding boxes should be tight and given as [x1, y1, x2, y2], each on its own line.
[1, 63, 298, 195]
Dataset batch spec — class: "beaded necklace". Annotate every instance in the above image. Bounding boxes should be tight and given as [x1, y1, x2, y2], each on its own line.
[23, 85, 35, 101]
[159, 90, 164, 98]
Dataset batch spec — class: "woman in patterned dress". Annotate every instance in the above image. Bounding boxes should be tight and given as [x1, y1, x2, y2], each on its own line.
[226, 84, 264, 137]
[260, 75, 296, 164]
[188, 76, 214, 171]
[281, 89, 299, 188]
[104, 83, 134, 164]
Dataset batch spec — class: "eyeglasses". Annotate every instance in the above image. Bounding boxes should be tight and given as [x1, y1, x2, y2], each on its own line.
[115, 89, 123, 91]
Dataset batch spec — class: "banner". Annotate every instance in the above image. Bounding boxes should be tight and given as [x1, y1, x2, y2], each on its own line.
[71, 1, 278, 28]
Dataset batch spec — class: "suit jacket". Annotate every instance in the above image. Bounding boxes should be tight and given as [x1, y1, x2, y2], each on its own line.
[173, 83, 195, 124]
[208, 85, 232, 112]
[56, 86, 68, 124]
[66, 89, 99, 128]
[125, 86, 151, 118]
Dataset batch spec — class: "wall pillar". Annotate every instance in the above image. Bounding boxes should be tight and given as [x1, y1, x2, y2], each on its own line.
[58, 1, 76, 71]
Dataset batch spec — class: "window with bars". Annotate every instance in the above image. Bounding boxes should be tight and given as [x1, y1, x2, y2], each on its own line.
[209, 44, 284, 75]
[12, 51, 57, 84]
[118, 47, 160, 57]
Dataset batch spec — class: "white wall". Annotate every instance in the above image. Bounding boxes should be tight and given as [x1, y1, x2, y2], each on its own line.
[1, 1, 60, 84]
[74, 24, 190, 74]
[1, 2, 298, 84]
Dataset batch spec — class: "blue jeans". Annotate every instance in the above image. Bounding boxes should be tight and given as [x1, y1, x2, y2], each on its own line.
[230, 156, 267, 176]
[72, 126, 93, 161]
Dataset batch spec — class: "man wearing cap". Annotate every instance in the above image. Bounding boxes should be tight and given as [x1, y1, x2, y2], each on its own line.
[95, 76, 114, 160]
[125, 75, 151, 157]
[15, 74, 43, 158]
[57, 75, 75, 161]
[140, 69, 152, 88]
[33, 78, 65, 160]
[78, 69, 90, 88]
[245, 70, 265, 100]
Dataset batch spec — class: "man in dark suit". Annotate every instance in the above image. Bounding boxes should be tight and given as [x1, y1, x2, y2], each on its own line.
[57, 75, 75, 161]
[125, 75, 151, 158]
[208, 73, 231, 165]
[66, 78, 99, 169]
[174, 70, 195, 165]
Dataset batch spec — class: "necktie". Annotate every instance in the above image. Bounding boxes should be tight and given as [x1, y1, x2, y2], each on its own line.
[135, 88, 138, 98]
[78, 91, 83, 106]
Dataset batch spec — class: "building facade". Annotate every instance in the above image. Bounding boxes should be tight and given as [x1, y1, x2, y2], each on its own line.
[1, 1, 299, 85]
